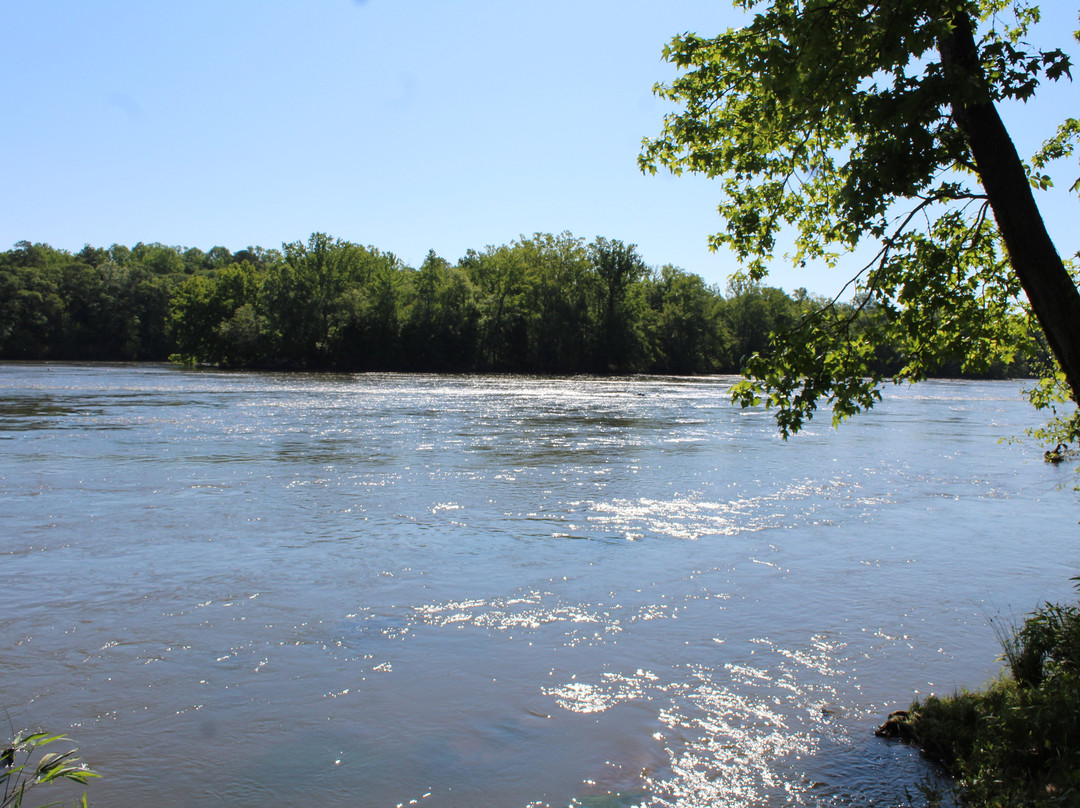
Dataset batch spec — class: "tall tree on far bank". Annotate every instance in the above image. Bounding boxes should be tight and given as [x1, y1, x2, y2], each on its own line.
[591, 237, 650, 371]
[641, 0, 1080, 439]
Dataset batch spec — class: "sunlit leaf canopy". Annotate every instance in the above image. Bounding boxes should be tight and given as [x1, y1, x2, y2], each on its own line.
[641, 0, 1079, 437]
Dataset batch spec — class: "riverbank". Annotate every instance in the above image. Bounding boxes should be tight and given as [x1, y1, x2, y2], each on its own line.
[895, 592, 1080, 806]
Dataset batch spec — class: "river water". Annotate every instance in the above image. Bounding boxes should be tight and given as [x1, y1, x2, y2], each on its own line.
[2, 363, 1077, 807]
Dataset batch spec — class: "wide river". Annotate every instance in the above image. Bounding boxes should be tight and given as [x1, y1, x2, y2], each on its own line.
[2, 364, 1077, 807]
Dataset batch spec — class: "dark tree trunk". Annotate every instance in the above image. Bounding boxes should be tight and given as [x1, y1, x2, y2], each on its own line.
[938, 12, 1080, 407]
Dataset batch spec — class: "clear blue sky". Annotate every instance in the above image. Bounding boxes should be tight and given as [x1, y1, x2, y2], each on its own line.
[2, 1, 1077, 296]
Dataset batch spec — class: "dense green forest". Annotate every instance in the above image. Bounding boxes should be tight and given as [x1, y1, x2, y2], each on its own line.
[0, 233, 1036, 377]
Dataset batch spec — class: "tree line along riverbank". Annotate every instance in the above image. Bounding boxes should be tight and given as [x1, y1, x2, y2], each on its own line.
[1, 233, 1043, 376]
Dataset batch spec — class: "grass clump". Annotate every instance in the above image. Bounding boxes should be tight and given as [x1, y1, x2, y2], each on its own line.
[904, 595, 1080, 806]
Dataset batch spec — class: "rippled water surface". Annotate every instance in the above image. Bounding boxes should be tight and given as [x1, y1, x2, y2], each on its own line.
[2, 364, 1078, 807]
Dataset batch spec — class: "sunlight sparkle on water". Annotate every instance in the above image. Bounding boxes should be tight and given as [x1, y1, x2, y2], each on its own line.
[2, 367, 1075, 808]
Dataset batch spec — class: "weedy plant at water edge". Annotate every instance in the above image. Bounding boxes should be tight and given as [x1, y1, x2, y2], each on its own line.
[1, 729, 98, 808]
[998, 599, 1080, 688]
